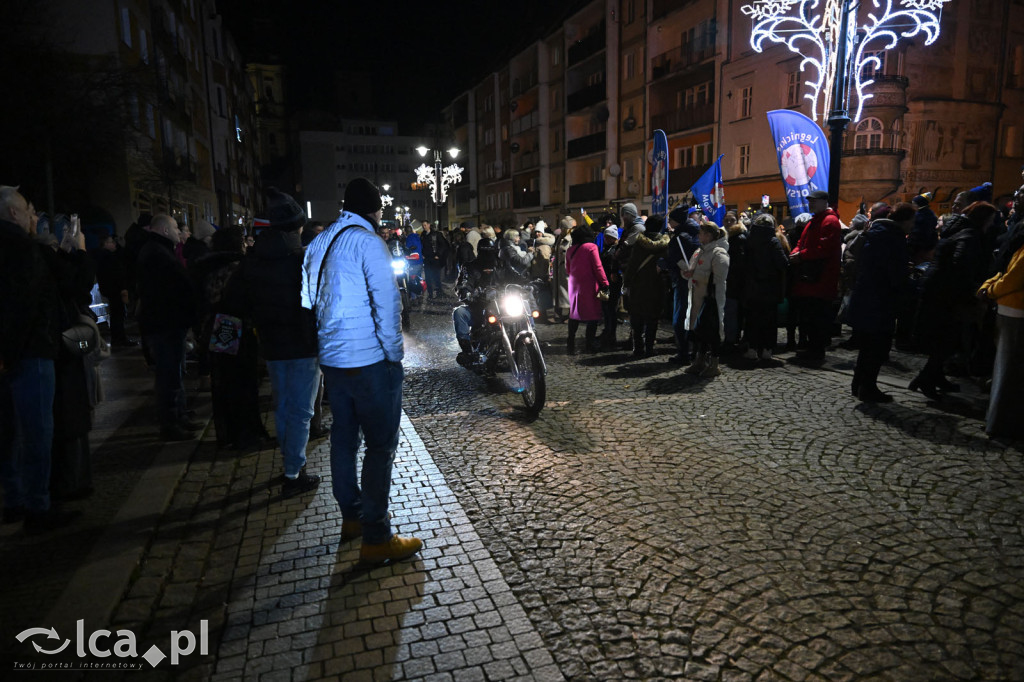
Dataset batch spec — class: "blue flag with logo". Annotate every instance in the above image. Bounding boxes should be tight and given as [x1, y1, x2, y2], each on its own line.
[651, 129, 669, 215]
[766, 109, 830, 217]
[689, 154, 726, 226]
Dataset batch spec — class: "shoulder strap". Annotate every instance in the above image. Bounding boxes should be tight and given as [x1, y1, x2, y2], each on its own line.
[315, 224, 359, 308]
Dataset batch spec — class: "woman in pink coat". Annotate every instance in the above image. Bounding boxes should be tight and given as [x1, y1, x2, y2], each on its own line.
[565, 226, 609, 354]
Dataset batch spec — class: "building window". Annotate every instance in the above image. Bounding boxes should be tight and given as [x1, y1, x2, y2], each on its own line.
[787, 72, 800, 106]
[862, 51, 886, 79]
[854, 117, 883, 150]
[1003, 125, 1022, 157]
[501, 125, 508, 141]
[120, 8, 132, 46]
[738, 144, 750, 175]
[697, 82, 708, 105]
[626, 0, 636, 24]
[139, 29, 148, 63]
[624, 52, 635, 80]
[551, 48, 560, 66]
[739, 86, 752, 118]
[551, 86, 560, 111]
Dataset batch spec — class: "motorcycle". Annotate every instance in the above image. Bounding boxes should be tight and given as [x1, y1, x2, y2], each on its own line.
[391, 249, 426, 330]
[464, 281, 548, 414]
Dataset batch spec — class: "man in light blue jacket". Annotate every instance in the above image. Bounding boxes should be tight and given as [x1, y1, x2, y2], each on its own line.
[301, 178, 421, 565]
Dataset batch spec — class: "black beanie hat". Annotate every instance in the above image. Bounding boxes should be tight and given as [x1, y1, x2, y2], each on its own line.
[266, 187, 306, 231]
[344, 178, 383, 216]
[669, 206, 689, 225]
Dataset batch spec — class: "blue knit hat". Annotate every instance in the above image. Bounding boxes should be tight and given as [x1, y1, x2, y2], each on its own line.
[970, 182, 993, 203]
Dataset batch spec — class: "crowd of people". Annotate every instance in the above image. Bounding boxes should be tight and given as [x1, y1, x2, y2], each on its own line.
[3, 173, 1022, 544]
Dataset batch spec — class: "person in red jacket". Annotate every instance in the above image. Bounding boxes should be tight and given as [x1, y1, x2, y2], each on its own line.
[789, 190, 842, 364]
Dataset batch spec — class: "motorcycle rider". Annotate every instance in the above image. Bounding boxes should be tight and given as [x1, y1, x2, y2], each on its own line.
[452, 239, 503, 366]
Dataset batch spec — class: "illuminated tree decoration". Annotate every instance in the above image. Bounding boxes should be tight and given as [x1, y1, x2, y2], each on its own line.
[415, 162, 464, 204]
[741, 0, 950, 122]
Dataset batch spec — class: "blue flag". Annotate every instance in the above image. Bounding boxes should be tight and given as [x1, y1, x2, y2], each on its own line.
[766, 109, 830, 217]
[651, 129, 669, 215]
[689, 154, 726, 226]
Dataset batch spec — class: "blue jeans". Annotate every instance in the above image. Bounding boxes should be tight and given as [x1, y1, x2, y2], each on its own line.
[266, 357, 320, 477]
[322, 360, 404, 544]
[672, 283, 689, 353]
[143, 328, 187, 429]
[453, 305, 472, 341]
[0, 358, 56, 512]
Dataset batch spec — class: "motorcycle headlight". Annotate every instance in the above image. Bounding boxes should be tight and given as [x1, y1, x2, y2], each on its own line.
[391, 259, 406, 275]
[501, 294, 525, 318]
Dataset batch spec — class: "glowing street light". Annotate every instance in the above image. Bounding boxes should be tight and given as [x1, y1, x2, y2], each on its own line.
[741, 0, 951, 202]
[414, 145, 463, 206]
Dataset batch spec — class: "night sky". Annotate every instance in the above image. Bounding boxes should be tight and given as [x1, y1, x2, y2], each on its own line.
[220, 0, 583, 133]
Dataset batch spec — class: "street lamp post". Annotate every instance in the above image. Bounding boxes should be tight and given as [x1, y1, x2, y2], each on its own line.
[414, 145, 462, 229]
[742, 0, 952, 204]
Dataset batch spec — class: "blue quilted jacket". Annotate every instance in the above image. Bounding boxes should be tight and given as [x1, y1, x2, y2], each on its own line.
[301, 213, 403, 368]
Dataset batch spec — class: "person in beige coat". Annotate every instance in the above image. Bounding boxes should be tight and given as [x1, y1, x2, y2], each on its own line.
[682, 222, 730, 376]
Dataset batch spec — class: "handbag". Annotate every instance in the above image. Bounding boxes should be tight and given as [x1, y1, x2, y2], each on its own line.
[61, 314, 101, 357]
[596, 289, 610, 302]
[693, 272, 720, 344]
[209, 313, 243, 355]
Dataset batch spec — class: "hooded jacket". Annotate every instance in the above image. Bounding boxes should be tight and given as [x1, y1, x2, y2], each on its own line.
[684, 234, 730, 339]
[301, 212, 403, 368]
[790, 207, 842, 300]
[244, 228, 319, 360]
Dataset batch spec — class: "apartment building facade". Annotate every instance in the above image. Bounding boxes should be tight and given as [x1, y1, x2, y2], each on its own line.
[445, 0, 1024, 227]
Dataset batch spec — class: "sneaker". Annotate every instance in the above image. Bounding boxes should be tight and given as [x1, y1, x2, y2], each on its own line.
[359, 535, 423, 565]
[160, 425, 197, 442]
[282, 469, 321, 498]
[23, 508, 81, 533]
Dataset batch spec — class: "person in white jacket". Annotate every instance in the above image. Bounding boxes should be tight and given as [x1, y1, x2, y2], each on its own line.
[682, 221, 730, 377]
[301, 178, 421, 565]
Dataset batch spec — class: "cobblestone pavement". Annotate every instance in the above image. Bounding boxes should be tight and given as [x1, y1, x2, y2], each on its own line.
[401, 302, 1024, 681]
[4, 300, 1023, 681]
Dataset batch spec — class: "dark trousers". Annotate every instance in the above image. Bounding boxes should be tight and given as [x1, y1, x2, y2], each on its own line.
[672, 284, 689, 355]
[745, 301, 779, 352]
[567, 319, 598, 352]
[853, 331, 892, 393]
[794, 296, 832, 355]
[424, 264, 443, 298]
[600, 289, 620, 347]
[629, 315, 658, 354]
[144, 328, 187, 430]
[102, 289, 128, 343]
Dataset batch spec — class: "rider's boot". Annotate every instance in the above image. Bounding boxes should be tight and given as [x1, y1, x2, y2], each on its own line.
[456, 339, 474, 367]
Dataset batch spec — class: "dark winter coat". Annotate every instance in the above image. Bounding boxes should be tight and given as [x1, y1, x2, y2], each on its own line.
[915, 214, 986, 349]
[0, 218, 59, 369]
[421, 229, 449, 265]
[623, 232, 670, 318]
[94, 246, 127, 296]
[847, 220, 909, 334]
[664, 221, 700, 287]
[907, 206, 938, 262]
[743, 222, 789, 305]
[136, 232, 197, 334]
[242, 229, 318, 361]
[726, 227, 748, 300]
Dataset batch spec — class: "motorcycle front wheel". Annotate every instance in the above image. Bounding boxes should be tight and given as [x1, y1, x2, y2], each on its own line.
[513, 336, 546, 414]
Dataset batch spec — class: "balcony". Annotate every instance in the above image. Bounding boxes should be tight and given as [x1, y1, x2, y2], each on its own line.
[513, 150, 540, 172]
[650, 102, 715, 134]
[652, 0, 699, 20]
[569, 180, 605, 203]
[513, 189, 540, 208]
[839, 147, 905, 203]
[567, 82, 605, 112]
[650, 43, 715, 81]
[567, 131, 606, 159]
[568, 22, 606, 66]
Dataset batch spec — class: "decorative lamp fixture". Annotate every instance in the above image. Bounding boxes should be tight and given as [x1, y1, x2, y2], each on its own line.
[741, 0, 950, 123]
